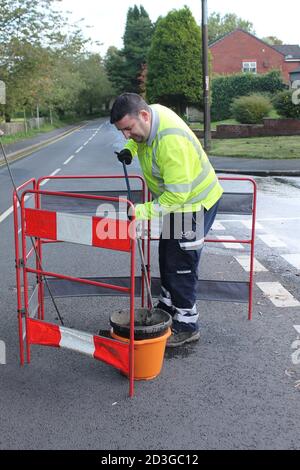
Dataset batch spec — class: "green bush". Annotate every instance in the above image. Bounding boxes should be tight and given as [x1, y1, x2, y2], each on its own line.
[272, 90, 300, 119]
[211, 70, 285, 121]
[230, 94, 272, 124]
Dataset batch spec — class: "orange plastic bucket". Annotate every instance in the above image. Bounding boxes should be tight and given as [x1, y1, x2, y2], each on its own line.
[111, 328, 171, 380]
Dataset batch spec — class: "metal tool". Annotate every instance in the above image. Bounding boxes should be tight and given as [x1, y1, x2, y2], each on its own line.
[121, 159, 154, 322]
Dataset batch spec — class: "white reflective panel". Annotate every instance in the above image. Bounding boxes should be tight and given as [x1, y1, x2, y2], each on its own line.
[57, 212, 92, 246]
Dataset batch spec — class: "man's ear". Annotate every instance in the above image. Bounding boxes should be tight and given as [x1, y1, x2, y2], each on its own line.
[139, 109, 151, 123]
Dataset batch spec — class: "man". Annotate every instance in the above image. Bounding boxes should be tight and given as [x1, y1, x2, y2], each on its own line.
[110, 93, 223, 347]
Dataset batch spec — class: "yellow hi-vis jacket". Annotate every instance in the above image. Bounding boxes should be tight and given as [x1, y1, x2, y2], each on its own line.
[125, 104, 223, 220]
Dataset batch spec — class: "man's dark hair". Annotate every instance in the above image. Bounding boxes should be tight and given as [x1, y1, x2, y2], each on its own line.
[110, 93, 150, 124]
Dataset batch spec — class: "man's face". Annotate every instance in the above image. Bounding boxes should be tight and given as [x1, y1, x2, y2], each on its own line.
[115, 110, 151, 143]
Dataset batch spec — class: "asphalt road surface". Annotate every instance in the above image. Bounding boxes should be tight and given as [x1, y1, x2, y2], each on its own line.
[0, 118, 299, 450]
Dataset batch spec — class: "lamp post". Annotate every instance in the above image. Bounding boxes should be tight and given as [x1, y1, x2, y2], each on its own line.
[0, 80, 6, 105]
[201, 0, 211, 151]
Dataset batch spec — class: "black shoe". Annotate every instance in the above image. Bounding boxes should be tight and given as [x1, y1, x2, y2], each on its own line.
[166, 329, 200, 347]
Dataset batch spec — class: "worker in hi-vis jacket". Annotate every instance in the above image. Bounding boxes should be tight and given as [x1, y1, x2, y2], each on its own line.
[110, 93, 223, 347]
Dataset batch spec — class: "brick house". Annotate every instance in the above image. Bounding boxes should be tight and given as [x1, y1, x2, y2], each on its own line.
[209, 29, 300, 83]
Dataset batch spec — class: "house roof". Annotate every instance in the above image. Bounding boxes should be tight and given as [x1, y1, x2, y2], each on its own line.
[272, 45, 300, 59]
[209, 29, 300, 60]
[209, 29, 278, 51]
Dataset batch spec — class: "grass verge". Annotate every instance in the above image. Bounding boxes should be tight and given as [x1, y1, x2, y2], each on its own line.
[209, 135, 300, 159]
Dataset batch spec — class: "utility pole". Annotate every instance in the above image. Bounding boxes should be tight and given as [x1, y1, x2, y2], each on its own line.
[201, 0, 211, 151]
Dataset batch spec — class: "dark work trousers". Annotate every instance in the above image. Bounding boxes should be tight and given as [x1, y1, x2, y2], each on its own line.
[157, 201, 220, 332]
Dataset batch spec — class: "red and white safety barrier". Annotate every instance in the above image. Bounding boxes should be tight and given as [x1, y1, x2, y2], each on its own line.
[25, 208, 132, 252]
[27, 318, 129, 374]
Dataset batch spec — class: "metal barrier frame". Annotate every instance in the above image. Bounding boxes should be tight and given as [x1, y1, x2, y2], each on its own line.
[206, 177, 257, 320]
[13, 176, 147, 398]
[13, 174, 256, 397]
[146, 176, 257, 320]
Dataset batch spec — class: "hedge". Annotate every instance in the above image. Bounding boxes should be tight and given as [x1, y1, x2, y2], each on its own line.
[211, 70, 285, 121]
[272, 90, 300, 119]
[230, 94, 272, 124]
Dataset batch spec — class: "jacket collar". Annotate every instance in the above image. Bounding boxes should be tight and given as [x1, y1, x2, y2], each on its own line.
[147, 105, 159, 146]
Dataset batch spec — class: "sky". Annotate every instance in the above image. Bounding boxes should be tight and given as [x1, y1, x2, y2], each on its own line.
[58, 0, 300, 56]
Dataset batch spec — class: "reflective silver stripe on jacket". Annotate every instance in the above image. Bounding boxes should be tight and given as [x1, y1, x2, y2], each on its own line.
[151, 145, 165, 192]
[156, 128, 204, 160]
[187, 176, 218, 204]
[164, 160, 211, 193]
[153, 176, 218, 212]
[151, 127, 212, 197]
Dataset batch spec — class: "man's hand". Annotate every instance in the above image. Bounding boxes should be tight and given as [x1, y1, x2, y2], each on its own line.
[115, 149, 132, 165]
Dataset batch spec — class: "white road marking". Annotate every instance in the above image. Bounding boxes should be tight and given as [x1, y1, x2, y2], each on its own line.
[0, 166, 62, 225]
[235, 255, 268, 272]
[257, 282, 300, 307]
[281, 254, 300, 270]
[294, 326, 300, 335]
[241, 220, 263, 230]
[258, 234, 287, 248]
[218, 217, 300, 223]
[75, 146, 83, 154]
[0, 206, 14, 223]
[212, 221, 225, 230]
[257, 217, 300, 222]
[40, 168, 61, 186]
[63, 155, 75, 165]
[216, 235, 244, 250]
[83, 141, 89, 146]
[50, 168, 61, 176]
[0, 196, 29, 223]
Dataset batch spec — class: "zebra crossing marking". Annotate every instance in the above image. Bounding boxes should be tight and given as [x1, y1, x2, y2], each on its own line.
[235, 256, 268, 272]
[211, 221, 226, 231]
[216, 235, 244, 250]
[281, 254, 300, 270]
[258, 234, 287, 248]
[256, 282, 300, 307]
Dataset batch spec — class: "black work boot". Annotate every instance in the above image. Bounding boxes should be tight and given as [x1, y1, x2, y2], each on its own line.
[166, 320, 200, 347]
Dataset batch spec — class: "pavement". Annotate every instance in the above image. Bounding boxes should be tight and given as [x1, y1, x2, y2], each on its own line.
[0, 121, 299, 176]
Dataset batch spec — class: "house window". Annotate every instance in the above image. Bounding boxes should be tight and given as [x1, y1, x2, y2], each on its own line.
[242, 61, 257, 73]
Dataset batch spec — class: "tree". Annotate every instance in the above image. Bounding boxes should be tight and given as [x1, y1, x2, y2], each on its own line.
[208, 12, 255, 44]
[104, 46, 126, 95]
[262, 36, 283, 45]
[0, 0, 97, 121]
[75, 54, 114, 115]
[105, 5, 154, 94]
[0, 0, 70, 46]
[122, 5, 154, 93]
[146, 7, 202, 114]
